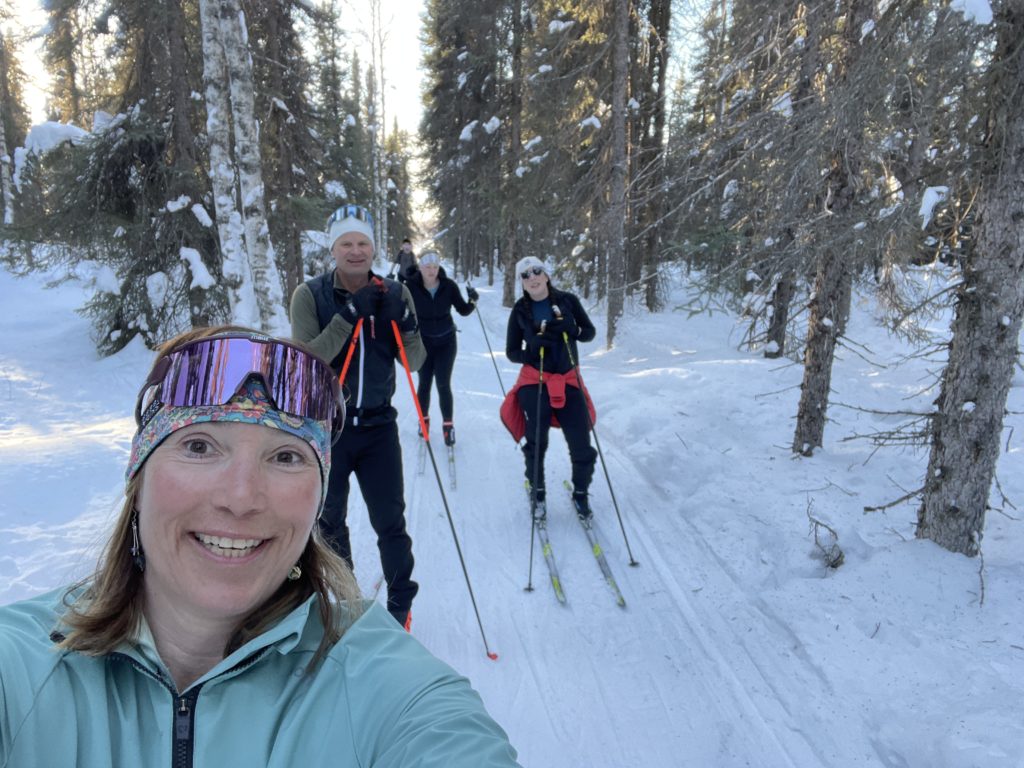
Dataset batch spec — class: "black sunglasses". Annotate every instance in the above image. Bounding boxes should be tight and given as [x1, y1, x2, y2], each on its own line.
[520, 267, 545, 279]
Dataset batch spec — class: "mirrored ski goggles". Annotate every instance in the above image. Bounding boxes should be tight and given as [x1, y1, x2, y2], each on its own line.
[520, 266, 545, 279]
[327, 204, 374, 228]
[134, 334, 344, 437]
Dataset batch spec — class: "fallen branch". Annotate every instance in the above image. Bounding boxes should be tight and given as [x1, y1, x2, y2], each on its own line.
[807, 501, 844, 569]
[863, 486, 923, 513]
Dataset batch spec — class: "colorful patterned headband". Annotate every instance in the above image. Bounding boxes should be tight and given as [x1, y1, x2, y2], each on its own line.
[127, 379, 332, 510]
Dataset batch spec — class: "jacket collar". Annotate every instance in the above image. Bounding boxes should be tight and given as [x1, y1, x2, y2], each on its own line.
[114, 595, 322, 691]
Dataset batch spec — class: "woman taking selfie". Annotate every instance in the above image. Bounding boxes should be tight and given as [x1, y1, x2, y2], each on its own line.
[0, 326, 519, 767]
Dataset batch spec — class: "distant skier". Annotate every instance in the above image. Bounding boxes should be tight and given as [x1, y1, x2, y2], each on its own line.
[403, 250, 479, 446]
[390, 238, 416, 282]
[500, 256, 597, 520]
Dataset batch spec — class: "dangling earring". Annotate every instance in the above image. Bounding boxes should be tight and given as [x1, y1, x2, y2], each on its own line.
[287, 564, 302, 581]
[130, 511, 146, 572]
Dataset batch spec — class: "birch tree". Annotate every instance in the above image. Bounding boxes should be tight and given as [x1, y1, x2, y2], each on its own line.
[917, 0, 1024, 555]
[215, 0, 287, 331]
[0, 16, 28, 228]
[199, 0, 259, 327]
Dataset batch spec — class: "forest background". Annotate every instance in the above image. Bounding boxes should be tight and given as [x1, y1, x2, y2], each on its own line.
[0, 0, 1020, 579]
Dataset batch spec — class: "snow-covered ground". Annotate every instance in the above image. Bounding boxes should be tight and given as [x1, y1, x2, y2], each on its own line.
[1, 263, 1022, 767]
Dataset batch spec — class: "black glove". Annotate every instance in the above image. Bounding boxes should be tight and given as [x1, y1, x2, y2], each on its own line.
[548, 312, 578, 339]
[466, 285, 479, 303]
[526, 333, 556, 355]
[338, 300, 359, 325]
[350, 282, 381, 319]
[396, 305, 417, 333]
[378, 284, 418, 332]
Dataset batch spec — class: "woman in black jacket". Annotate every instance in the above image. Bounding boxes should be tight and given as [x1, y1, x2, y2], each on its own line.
[403, 251, 478, 446]
[503, 256, 597, 521]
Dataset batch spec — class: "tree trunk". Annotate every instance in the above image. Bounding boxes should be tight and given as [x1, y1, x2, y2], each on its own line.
[764, 270, 794, 358]
[502, 0, 524, 307]
[263, 2, 303, 298]
[199, 0, 259, 327]
[792, 253, 848, 454]
[641, 0, 670, 311]
[0, 33, 15, 226]
[792, 0, 873, 454]
[765, 3, 822, 359]
[917, 2, 1024, 556]
[166, 0, 220, 328]
[605, 0, 630, 347]
[370, 0, 389, 254]
[218, 0, 286, 331]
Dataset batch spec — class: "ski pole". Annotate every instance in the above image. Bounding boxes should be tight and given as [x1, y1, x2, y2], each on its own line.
[559, 329, 639, 567]
[391, 319, 499, 660]
[526, 344, 546, 593]
[468, 281, 507, 397]
[337, 317, 364, 387]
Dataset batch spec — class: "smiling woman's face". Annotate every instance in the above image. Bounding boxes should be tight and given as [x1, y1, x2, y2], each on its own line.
[136, 421, 320, 628]
[522, 269, 549, 300]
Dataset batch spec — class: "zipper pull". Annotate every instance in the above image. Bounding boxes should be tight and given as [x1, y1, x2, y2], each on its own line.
[175, 697, 191, 741]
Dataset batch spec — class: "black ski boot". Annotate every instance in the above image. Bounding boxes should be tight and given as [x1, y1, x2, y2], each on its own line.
[443, 421, 455, 447]
[532, 487, 547, 521]
[572, 491, 593, 521]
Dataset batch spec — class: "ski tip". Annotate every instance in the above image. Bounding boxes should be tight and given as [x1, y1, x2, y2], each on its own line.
[487, 652, 499, 661]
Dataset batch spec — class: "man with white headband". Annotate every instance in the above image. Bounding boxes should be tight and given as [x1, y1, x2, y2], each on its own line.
[290, 204, 426, 630]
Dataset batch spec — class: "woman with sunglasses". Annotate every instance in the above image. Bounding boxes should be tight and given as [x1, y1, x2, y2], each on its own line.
[402, 251, 479, 446]
[0, 326, 520, 767]
[501, 257, 598, 521]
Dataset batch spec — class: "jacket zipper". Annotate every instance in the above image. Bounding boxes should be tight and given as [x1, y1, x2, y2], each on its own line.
[110, 648, 270, 767]
[173, 688, 200, 768]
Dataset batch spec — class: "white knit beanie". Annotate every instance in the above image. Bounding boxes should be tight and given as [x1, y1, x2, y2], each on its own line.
[328, 215, 375, 251]
[515, 256, 548, 277]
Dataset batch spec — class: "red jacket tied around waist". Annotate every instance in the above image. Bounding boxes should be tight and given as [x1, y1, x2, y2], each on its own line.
[500, 365, 597, 442]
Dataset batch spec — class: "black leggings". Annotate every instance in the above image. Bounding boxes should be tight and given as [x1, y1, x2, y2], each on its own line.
[416, 335, 458, 422]
[517, 383, 597, 495]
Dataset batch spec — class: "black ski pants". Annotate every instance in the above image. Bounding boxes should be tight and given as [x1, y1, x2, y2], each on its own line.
[416, 334, 458, 423]
[320, 420, 418, 622]
[517, 383, 597, 497]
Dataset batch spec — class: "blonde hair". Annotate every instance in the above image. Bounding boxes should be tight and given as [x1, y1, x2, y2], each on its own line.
[59, 325, 363, 668]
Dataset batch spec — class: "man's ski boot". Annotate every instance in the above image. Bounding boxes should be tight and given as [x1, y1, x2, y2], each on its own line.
[417, 416, 430, 439]
[443, 421, 455, 447]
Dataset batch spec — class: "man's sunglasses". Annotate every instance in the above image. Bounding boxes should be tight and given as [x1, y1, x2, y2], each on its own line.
[327, 204, 374, 227]
[135, 333, 344, 438]
[520, 267, 545, 279]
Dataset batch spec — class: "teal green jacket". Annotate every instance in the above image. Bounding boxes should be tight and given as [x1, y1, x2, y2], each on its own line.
[0, 589, 520, 767]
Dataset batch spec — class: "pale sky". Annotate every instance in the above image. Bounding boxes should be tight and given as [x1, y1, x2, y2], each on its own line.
[12, 0, 426, 135]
